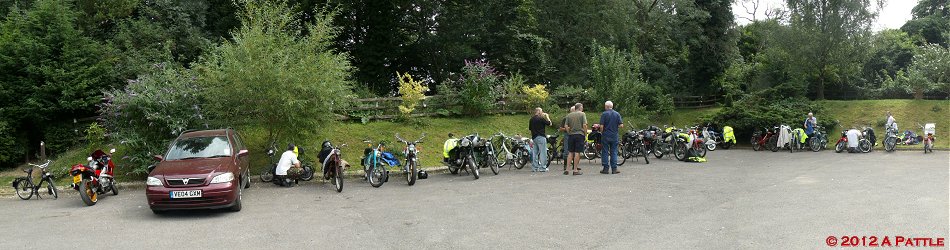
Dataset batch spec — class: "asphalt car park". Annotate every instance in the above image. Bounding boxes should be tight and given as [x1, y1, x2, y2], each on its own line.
[0, 150, 946, 249]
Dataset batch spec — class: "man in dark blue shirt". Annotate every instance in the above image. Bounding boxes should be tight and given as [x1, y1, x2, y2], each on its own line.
[598, 101, 624, 174]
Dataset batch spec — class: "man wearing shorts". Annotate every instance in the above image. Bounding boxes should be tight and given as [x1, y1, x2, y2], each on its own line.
[563, 103, 587, 175]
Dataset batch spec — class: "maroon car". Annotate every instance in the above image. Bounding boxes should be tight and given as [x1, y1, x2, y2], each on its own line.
[146, 129, 250, 214]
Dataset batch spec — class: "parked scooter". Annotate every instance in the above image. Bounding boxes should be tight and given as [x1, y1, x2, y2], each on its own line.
[70, 149, 118, 206]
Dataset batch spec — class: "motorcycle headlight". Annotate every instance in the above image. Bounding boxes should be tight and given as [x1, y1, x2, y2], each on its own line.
[210, 172, 234, 184]
[146, 177, 162, 186]
[460, 138, 471, 147]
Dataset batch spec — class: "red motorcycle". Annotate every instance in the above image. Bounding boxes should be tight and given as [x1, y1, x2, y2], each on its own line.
[70, 149, 118, 206]
[751, 126, 778, 151]
[834, 130, 849, 153]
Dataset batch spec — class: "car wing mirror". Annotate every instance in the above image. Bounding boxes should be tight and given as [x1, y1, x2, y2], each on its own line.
[238, 149, 249, 157]
[153, 155, 164, 162]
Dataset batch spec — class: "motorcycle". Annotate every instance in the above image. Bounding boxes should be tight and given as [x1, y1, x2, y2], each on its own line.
[444, 133, 497, 180]
[700, 124, 722, 151]
[260, 143, 315, 183]
[620, 129, 649, 164]
[584, 124, 603, 161]
[70, 149, 118, 206]
[834, 127, 849, 153]
[682, 126, 707, 161]
[751, 126, 779, 152]
[859, 126, 875, 153]
[653, 126, 688, 160]
[883, 124, 899, 152]
[809, 126, 828, 152]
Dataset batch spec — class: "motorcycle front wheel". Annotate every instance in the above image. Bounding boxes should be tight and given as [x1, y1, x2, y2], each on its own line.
[406, 159, 417, 186]
[79, 179, 98, 206]
[706, 142, 717, 151]
[674, 143, 687, 161]
[333, 164, 344, 192]
[884, 137, 896, 152]
[835, 141, 845, 153]
[467, 157, 479, 180]
[110, 178, 118, 196]
[260, 165, 275, 182]
[368, 164, 386, 188]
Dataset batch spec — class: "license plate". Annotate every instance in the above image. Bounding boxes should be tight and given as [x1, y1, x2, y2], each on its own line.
[170, 190, 202, 199]
[72, 175, 81, 184]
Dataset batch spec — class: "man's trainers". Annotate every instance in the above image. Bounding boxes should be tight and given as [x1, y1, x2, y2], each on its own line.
[600, 169, 610, 174]
[611, 169, 620, 174]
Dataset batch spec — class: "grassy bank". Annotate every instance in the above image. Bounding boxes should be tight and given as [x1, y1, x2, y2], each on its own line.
[818, 100, 949, 149]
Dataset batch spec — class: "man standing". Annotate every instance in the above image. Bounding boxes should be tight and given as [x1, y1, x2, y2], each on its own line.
[885, 111, 896, 129]
[563, 103, 587, 175]
[598, 101, 623, 174]
[560, 106, 575, 171]
[529, 108, 552, 172]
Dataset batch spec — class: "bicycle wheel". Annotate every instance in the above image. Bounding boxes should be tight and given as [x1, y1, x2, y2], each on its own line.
[584, 144, 597, 160]
[696, 144, 707, 157]
[333, 164, 344, 193]
[492, 139, 509, 167]
[789, 134, 797, 153]
[406, 159, 417, 186]
[14, 178, 33, 200]
[616, 144, 627, 166]
[368, 163, 385, 188]
[260, 165, 275, 182]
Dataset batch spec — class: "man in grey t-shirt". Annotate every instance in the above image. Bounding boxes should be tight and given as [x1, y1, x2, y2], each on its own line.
[563, 103, 587, 175]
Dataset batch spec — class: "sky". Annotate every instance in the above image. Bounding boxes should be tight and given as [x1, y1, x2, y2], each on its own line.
[732, 0, 918, 31]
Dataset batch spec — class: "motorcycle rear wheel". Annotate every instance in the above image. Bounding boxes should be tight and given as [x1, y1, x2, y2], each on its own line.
[79, 179, 98, 206]
[110, 178, 118, 196]
[859, 140, 871, 153]
[767, 136, 779, 152]
[300, 165, 315, 181]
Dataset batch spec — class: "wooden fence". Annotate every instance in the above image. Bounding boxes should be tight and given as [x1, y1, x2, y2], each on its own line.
[673, 95, 722, 109]
[340, 95, 530, 121]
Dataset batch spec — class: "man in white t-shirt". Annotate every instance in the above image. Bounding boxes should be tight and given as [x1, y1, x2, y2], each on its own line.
[275, 143, 300, 187]
[885, 111, 896, 130]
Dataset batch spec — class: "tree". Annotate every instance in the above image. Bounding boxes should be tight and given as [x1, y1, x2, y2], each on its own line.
[195, 0, 353, 144]
[784, 0, 882, 99]
[901, 0, 948, 46]
[860, 29, 916, 97]
[888, 44, 950, 99]
[0, 0, 115, 166]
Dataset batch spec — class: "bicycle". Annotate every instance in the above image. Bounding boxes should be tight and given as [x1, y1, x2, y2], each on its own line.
[809, 126, 828, 152]
[883, 124, 899, 152]
[493, 132, 531, 170]
[396, 133, 426, 186]
[12, 160, 58, 200]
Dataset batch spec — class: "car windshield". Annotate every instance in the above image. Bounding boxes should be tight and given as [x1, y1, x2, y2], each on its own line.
[165, 136, 232, 161]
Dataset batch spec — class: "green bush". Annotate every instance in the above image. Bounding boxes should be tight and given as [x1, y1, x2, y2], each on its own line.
[437, 60, 502, 116]
[100, 63, 207, 175]
[589, 45, 674, 121]
[196, 0, 353, 145]
[0, 121, 25, 167]
[706, 95, 836, 142]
